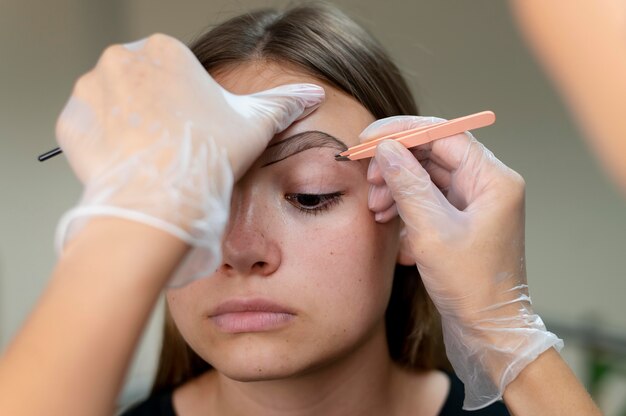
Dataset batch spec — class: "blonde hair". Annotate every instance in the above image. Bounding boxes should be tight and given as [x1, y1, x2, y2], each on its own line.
[152, 2, 447, 394]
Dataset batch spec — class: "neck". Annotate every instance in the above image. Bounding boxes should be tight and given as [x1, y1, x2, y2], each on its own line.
[211, 323, 399, 416]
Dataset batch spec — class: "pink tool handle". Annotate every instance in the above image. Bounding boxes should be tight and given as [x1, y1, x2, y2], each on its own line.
[344, 110, 495, 161]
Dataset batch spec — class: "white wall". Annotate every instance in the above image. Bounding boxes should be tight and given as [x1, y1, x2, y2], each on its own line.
[0, 0, 123, 344]
[2, 0, 625, 410]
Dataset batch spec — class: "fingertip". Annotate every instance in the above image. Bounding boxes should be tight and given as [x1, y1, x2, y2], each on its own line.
[254, 83, 326, 133]
[285, 84, 326, 121]
[123, 38, 148, 51]
[291, 83, 326, 96]
[374, 204, 399, 223]
[283, 83, 326, 101]
[367, 158, 380, 182]
[368, 184, 394, 211]
[255, 83, 325, 103]
[295, 100, 321, 120]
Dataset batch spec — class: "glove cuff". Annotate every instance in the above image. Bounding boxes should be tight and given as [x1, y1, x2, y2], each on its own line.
[442, 313, 564, 410]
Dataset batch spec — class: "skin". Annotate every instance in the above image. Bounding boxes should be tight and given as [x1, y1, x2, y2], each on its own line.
[510, 0, 626, 195]
[166, 61, 448, 416]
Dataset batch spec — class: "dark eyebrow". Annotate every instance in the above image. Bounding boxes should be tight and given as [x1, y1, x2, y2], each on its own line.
[260, 130, 349, 167]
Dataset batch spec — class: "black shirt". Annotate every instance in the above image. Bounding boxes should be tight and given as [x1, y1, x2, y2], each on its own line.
[120, 372, 510, 415]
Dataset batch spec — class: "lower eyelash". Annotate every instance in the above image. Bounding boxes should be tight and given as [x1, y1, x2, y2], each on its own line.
[285, 192, 345, 215]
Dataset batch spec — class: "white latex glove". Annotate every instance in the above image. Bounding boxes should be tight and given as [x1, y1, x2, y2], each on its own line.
[363, 116, 563, 410]
[55, 34, 324, 287]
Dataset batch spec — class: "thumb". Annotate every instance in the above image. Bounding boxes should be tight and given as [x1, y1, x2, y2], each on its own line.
[376, 140, 452, 229]
[247, 83, 325, 134]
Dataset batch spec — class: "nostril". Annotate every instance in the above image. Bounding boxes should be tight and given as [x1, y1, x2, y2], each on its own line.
[221, 264, 234, 273]
[252, 261, 267, 271]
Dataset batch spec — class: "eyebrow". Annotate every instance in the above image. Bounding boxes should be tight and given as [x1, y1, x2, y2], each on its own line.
[260, 130, 349, 167]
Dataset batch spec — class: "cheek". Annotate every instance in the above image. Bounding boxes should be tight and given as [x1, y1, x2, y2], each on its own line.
[165, 281, 208, 346]
[281, 198, 401, 331]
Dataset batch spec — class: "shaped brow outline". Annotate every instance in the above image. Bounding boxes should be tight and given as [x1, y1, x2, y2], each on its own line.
[260, 130, 349, 168]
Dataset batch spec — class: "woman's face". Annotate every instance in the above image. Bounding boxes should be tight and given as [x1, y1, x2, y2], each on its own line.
[167, 60, 406, 381]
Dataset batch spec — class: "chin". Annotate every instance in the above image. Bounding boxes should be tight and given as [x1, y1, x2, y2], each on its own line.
[212, 354, 307, 382]
[205, 335, 326, 382]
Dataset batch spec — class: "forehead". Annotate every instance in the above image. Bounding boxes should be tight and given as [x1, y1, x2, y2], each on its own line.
[212, 61, 375, 147]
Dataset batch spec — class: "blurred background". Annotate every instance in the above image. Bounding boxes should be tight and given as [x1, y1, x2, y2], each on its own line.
[1, 0, 625, 414]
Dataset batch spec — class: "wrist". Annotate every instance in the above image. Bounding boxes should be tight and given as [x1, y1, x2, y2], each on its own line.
[503, 347, 602, 415]
[57, 217, 189, 289]
[441, 311, 564, 410]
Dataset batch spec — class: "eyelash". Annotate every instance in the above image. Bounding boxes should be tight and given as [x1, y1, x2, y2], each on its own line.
[285, 192, 345, 215]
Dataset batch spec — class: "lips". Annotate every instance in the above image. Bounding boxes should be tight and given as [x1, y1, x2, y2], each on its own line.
[208, 298, 296, 333]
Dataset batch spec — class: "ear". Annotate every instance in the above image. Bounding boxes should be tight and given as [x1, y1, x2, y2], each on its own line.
[396, 221, 416, 266]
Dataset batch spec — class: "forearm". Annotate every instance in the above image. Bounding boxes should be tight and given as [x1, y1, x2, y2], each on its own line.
[503, 348, 601, 416]
[0, 218, 188, 416]
[510, 0, 626, 192]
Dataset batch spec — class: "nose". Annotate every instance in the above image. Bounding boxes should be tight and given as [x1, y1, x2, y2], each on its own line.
[219, 188, 281, 277]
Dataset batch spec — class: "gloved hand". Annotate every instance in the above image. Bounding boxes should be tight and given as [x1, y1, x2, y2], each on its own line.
[54, 34, 324, 287]
[363, 116, 563, 410]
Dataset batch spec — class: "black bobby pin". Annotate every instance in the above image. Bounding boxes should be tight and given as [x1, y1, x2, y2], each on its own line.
[38, 147, 62, 162]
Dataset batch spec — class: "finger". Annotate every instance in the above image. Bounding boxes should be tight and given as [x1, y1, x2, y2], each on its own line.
[56, 95, 100, 142]
[55, 95, 103, 184]
[123, 38, 148, 52]
[416, 132, 474, 172]
[97, 43, 134, 71]
[421, 158, 452, 191]
[374, 203, 398, 223]
[418, 149, 475, 210]
[247, 83, 325, 134]
[416, 133, 510, 208]
[368, 143, 450, 190]
[140, 33, 197, 64]
[368, 147, 450, 201]
[368, 183, 394, 212]
[366, 157, 385, 185]
[58, 69, 104, 146]
[359, 115, 444, 142]
[375, 140, 453, 228]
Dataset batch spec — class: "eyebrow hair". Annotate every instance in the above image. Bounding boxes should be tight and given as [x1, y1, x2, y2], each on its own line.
[260, 130, 349, 167]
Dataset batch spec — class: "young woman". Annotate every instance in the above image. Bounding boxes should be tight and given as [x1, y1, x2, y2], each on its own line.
[0, 3, 601, 416]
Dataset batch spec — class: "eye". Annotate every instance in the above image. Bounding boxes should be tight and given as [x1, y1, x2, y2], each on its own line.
[285, 192, 344, 215]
